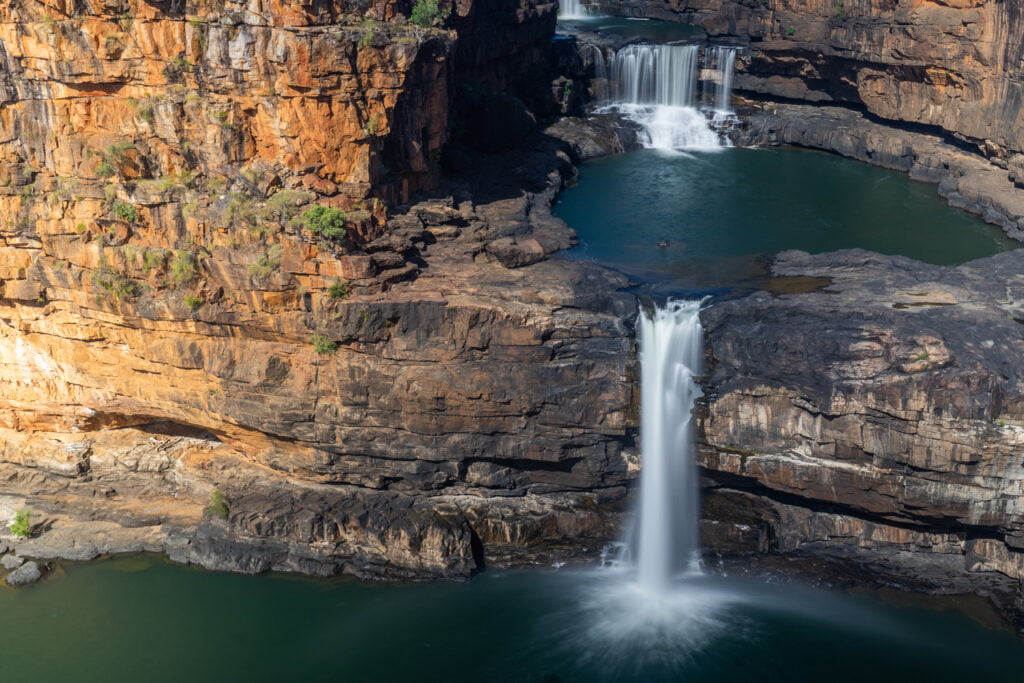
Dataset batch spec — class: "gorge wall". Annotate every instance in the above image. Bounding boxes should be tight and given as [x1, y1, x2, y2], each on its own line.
[593, 0, 1024, 159]
[0, 0, 640, 578]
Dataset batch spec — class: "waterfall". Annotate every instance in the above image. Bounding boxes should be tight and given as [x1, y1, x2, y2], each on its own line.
[634, 300, 704, 592]
[591, 45, 610, 104]
[706, 46, 737, 112]
[559, 0, 588, 19]
[602, 44, 738, 151]
[611, 44, 699, 107]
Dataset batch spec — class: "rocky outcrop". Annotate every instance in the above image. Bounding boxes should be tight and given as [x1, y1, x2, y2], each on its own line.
[593, 0, 1024, 158]
[0, 117, 638, 578]
[0, 2, 638, 578]
[699, 248, 1024, 623]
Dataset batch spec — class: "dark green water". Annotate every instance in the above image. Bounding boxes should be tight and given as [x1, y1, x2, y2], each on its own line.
[554, 147, 1019, 291]
[2, 555, 1023, 682]
[557, 17, 704, 43]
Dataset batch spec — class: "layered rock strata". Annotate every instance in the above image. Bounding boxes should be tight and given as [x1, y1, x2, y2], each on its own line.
[0, 1, 639, 578]
[699, 248, 1024, 625]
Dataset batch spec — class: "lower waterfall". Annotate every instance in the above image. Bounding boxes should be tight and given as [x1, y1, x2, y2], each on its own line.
[635, 300, 705, 591]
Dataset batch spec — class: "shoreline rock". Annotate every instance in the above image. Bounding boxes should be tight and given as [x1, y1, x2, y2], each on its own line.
[5, 560, 41, 586]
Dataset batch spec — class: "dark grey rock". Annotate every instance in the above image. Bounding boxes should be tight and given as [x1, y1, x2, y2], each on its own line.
[5, 560, 41, 586]
[0, 554, 24, 570]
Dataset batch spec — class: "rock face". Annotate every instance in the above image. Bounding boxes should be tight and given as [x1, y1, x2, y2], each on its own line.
[596, 0, 1024, 157]
[699, 248, 1024, 622]
[0, 2, 638, 578]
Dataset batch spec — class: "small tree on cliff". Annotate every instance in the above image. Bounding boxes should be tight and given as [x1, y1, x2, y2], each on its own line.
[410, 0, 444, 27]
[302, 206, 347, 243]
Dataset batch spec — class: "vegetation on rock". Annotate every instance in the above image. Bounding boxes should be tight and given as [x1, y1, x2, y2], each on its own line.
[8, 509, 31, 539]
[205, 490, 229, 520]
[302, 206, 347, 242]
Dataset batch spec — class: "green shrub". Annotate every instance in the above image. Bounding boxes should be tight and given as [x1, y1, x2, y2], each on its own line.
[184, 295, 204, 310]
[112, 202, 138, 222]
[142, 249, 165, 272]
[311, 334, 339, 355]
[410, 0, 443, 27]
[248, 244, 283, 281]
[301, 206, 347, 242]
[170, 250, 197, 283]
[205, 490, 229, 520]
[8, 509, 31, 538]
[327, 278, 350, 300]
[94, 142, 134, 178]
[96, 160, 117, 178]
[92, 267, 140, 299]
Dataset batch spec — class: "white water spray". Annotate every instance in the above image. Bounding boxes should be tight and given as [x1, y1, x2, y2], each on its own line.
[559, 0, 589, 19]
[635, 300, 704, 592]
[602, 44, 738, 151]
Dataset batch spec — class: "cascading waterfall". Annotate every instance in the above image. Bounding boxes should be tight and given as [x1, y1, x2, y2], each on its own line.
[601, 44, 738, 151]
[705, 45, 737, 113]
[576, 299, 728, 664]
[590, 45, 610, 104]
[559, 0, 588, 19]
[634, 300, 704, 592]
[610, 44, 699, 107]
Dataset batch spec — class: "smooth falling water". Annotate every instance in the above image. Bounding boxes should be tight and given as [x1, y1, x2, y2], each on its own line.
[635, 300, 704, 592]
[610, 44, 699, 107]
[590, 45, 610, 103]
[559, 0, 588, 19]
[603, 44, 737, 151]
[706, 45, 737, 112]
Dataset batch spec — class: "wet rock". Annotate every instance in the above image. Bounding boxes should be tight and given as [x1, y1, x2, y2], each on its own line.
[5, 561, 41, 586]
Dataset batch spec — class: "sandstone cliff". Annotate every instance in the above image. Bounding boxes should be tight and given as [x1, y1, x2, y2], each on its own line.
[0, 0, 639, 577]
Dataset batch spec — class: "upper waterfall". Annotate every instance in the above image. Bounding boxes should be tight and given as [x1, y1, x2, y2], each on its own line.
[559, 0, 589, 19]
[611, 44, 700, 107]
[600, 43, 739, 151]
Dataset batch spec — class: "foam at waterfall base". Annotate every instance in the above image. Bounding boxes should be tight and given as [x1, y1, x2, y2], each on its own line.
[570, 570, 742, 673]
[614, 104, 728, 152]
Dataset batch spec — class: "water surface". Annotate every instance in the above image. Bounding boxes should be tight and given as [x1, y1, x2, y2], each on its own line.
[2, 555, 1023, 682]
[554, 147, 1019, 292]
[558, 17, 705, 43]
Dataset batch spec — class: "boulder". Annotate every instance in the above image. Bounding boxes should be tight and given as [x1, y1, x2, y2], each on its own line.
[0, 553, 24, 570]
[5, 560, 41, 586]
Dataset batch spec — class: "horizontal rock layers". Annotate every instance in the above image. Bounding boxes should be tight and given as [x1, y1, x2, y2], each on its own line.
[0, 1, 640, 577]
[700, 248, 1024, 623]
